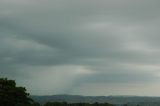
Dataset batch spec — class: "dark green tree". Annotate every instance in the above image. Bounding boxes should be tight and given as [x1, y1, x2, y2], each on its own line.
[0, 78, 35, 106]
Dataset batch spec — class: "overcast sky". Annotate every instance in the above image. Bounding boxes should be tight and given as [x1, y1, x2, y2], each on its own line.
[1, 0, 160, 96]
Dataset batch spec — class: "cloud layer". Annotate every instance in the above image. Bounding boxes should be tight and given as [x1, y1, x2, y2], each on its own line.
[1, 0, 160, 96]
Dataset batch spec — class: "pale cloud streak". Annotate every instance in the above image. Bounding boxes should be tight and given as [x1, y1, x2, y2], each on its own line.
[1, 0, 160, 96]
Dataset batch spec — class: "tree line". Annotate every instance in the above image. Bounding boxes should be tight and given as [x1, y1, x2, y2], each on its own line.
[0, 78, 139, 106]
[0, 78, 40, 106]
[43, 102, 115, 106]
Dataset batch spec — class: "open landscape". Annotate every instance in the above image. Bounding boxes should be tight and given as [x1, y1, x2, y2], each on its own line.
[32, 95, 160, 106]
[1, 0, 160, 106]
[1, 78, 160, 106]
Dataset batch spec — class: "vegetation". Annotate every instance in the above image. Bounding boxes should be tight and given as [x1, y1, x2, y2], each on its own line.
[0, 78, 40, 106]
[43, 102, 115, 106]
[0, 77, 123, 106]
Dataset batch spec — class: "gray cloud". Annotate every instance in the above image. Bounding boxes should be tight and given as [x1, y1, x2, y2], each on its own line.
[1, 0, 160, 96]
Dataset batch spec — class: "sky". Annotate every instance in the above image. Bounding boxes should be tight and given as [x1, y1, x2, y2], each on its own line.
[1, 0, 160, 96]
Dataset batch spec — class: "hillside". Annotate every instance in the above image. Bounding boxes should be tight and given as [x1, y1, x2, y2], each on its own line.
[31, 95, 160, 106]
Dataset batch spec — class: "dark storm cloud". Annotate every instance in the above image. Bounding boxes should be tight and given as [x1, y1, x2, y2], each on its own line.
[1, 0, 160, 95]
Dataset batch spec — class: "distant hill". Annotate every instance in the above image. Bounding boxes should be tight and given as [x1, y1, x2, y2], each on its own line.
[31, 95, 160, 106]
